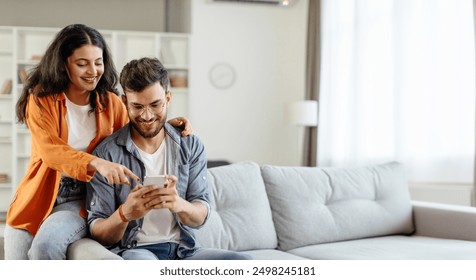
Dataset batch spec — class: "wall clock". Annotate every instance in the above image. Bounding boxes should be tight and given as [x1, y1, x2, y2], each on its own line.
[208, 63, 236, 89]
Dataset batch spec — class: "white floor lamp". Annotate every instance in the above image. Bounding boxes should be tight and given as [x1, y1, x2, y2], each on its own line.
[284, 100, 319, 165]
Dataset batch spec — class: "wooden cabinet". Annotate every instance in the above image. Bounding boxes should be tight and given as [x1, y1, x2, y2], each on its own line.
[0, 26, 190, 212]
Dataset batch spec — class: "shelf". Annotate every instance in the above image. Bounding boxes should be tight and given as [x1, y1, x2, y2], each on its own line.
[0, 138, 12, 144]
[17, 60, 40, 66]
[17, 154, 30, 159]
[0, 95, 12, 100]
[17, 128, 30, 134]
[0, 49, 12, 55]
[170, 88, 188, 94]
[164, 64, 188, 70]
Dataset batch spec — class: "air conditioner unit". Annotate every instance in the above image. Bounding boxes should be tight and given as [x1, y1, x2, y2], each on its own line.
[212, 0, 293, 7]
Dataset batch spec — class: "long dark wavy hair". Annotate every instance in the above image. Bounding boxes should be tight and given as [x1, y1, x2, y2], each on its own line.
[16, 23, 119, 124]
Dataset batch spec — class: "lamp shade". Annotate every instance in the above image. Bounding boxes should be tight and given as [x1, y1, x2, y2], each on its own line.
[284, 100, 318, 126]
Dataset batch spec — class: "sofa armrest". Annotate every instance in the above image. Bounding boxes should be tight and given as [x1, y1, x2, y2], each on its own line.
[412, 200, 476, 241]
[67, 238, 123, 260]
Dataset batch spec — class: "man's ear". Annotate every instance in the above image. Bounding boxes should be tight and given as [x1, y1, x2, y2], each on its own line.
[166, 91, 172, 106]
[121, 94, 127, 105]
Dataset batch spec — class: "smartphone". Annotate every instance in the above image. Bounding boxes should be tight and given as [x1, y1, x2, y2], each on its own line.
[143, 175, 166, 188]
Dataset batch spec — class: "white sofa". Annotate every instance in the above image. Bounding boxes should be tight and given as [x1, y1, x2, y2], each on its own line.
[68, 161, 476, 259]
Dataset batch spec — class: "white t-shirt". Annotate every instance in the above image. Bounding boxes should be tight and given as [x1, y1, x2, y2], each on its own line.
[64, 95, 96, 152]
[134, 140, 180, 245]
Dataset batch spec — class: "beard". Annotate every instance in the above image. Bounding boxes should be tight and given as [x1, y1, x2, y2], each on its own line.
[130, 115, 167, 138]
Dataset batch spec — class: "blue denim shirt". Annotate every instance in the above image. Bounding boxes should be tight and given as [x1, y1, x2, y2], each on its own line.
[86, 122, 210, 258]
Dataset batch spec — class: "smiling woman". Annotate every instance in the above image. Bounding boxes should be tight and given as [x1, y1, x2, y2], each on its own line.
[4, 24, 135, 261]
[64, 44, 104, 105]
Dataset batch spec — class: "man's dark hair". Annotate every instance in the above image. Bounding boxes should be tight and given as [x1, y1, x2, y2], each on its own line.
[120, 57, 169, 93]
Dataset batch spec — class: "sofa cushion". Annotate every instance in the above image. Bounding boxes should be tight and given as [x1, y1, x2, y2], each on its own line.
[194, 161, 278, 251]
[243, 249, 309, 260]
[261, 161, 414, 251]
[286, 236, 476, 260]
[67, 238, 123, 260]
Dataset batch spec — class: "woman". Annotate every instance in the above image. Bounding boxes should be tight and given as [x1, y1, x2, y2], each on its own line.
[4, 24, 192, 260]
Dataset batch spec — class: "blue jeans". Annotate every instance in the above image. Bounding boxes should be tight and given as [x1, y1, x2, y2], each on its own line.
[119, 242, 253, 260]
[4, 178, 87, 260]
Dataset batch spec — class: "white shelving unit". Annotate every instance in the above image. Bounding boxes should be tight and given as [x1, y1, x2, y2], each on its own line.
[0, 26, 190, 212]
[0, 27, 15, 213]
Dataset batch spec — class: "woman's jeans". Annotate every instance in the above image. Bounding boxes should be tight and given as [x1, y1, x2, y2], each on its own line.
[4, 177, 87, 260]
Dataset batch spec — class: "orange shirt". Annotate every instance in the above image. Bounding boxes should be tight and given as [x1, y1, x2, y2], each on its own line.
[6, 92, 129, 235]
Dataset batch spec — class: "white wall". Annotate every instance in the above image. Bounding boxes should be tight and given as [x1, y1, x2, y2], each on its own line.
[189, 0, 309, 166]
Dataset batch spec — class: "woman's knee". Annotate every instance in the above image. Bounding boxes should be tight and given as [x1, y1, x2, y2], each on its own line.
[29, 237, 66, 260]
[4, 225, 32, 260]
[29, 207, 87, 260]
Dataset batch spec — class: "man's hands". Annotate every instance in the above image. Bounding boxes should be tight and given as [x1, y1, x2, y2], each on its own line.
[120, 175, 207, 227]
[120, 175, 186, 221]
[88, 157, 140, 185]
[91, 175, 208, 246]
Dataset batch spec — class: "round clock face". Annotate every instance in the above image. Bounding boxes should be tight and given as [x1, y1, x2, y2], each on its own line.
[208, 63, 236, 89]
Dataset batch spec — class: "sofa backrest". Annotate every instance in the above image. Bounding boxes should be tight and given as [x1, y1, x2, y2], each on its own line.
[260, 161, 415, 251]
[194, 161, 278, 251]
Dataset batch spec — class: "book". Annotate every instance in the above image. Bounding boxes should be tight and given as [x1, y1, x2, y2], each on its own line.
[18, 68, 28, 84]
[30, 54, 43, 61]
[0, 79, 12, 95]
[0, 173, 7, 183]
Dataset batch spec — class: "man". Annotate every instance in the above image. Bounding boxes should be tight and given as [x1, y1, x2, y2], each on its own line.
[86, 57, 251, 260]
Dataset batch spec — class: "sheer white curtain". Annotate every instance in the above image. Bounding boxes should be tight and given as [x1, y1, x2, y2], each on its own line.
[318, 0, 475, 183]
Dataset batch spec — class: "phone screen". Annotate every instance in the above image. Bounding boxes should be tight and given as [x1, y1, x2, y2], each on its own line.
[143, 175, 166, 188]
